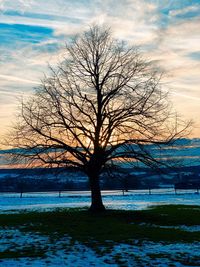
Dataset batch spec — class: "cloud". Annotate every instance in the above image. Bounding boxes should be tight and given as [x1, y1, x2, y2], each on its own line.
[169, 4, 200, 17]
[0, 0, 159, 40]
[0, 74, 40, 85]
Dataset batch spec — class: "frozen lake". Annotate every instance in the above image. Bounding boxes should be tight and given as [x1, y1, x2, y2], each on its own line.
[0, 189, 200, 213]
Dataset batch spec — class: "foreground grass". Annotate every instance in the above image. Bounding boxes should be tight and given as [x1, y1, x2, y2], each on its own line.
[0, 205, 200, 244]
[1, 205, 200, 264]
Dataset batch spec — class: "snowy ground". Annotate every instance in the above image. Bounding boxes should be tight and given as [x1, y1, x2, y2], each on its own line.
[1, 189, 200, 213]
[0, 190, 200, 266]
[0, 228, 200, 266]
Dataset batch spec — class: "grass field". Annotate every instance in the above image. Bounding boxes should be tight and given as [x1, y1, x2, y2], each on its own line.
[0, 205, 200, 266]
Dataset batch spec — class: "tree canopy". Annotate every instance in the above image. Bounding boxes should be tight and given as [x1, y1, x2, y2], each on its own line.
[9, 25, 190, 211]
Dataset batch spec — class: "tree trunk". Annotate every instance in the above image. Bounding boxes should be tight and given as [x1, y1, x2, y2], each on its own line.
[88, 173, 105, 212]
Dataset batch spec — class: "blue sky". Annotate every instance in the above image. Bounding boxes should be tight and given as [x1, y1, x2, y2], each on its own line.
[0, 0, 200, 138]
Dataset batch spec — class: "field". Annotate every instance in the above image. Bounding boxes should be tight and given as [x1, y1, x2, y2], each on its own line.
[1, 189, 200, 212]
[0, 192, 200, 266]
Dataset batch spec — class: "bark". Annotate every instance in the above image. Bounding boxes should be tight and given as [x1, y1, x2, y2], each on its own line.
[88, 173, 105, 212]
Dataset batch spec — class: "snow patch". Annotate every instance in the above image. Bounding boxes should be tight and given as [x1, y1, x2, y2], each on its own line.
[0, 228, 200, 266]
[1, 190, 200, 213]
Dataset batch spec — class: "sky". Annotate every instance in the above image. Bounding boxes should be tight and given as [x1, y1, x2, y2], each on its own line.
[0, 0, 200, 141]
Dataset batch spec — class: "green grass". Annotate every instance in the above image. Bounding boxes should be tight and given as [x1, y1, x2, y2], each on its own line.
[0, 205, 200, 244]
[0, 247, 46, 259]
[133, 204, 200, 226]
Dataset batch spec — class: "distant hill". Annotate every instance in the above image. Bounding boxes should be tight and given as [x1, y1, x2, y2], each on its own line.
[0, 164, 199, 192]
[0, 138, 199, 192]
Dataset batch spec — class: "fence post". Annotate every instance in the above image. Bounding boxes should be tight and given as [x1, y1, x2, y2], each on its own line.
[149, 188, 151, 195]
[174, 186, 177, 195]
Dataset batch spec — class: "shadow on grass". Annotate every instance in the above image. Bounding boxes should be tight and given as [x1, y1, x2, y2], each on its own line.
[0, 205, 200, 244]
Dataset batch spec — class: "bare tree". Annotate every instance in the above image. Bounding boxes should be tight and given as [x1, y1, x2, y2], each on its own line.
[9, 25, 190, 211]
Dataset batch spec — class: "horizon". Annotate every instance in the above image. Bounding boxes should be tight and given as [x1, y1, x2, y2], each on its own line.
[0, 137, 200, 169]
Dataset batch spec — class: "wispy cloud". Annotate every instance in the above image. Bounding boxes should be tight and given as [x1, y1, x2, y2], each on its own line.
[169, 4, 200, 17]
[0, 74, 40, 84]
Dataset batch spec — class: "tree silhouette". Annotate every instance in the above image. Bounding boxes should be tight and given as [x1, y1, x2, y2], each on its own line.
[10, 25, 189, 211]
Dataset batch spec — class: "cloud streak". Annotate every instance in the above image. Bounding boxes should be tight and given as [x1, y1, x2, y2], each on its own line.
[0, 74, 40, 85]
